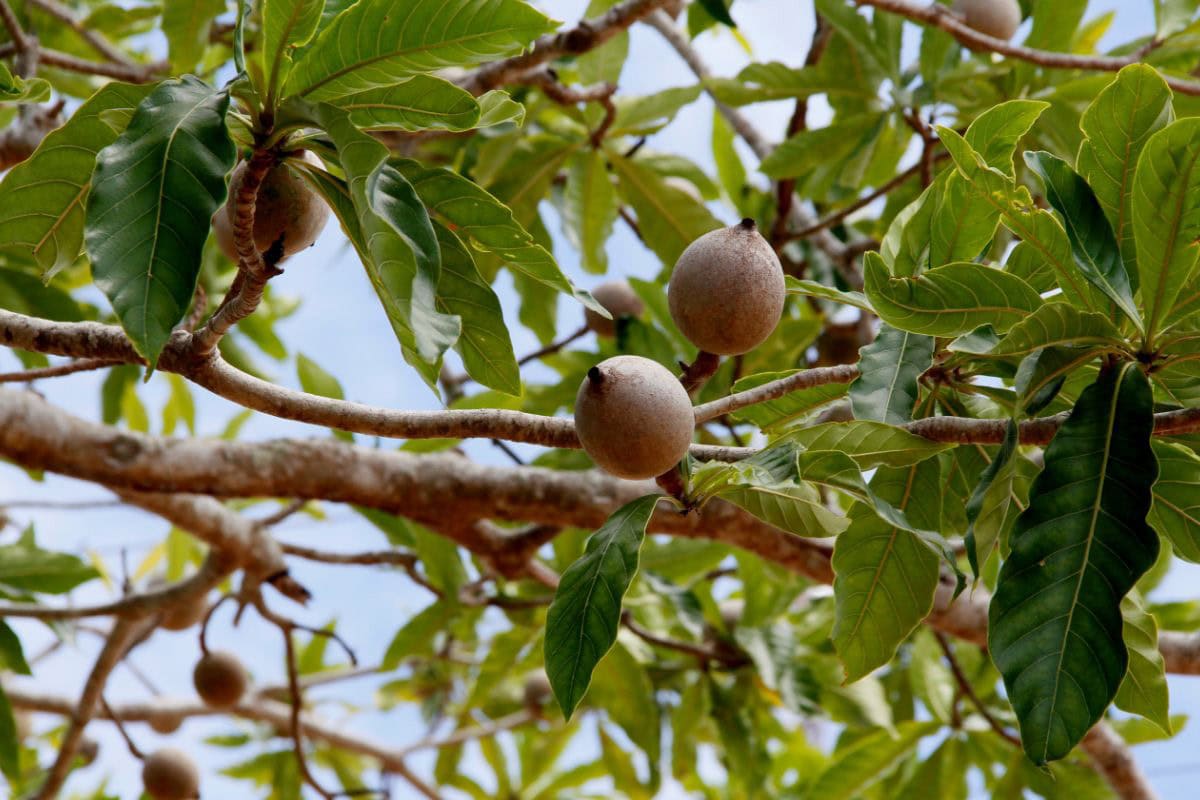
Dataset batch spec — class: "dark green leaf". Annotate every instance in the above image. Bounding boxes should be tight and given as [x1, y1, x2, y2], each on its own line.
[0, 622, 30, 675]
[849, 323, 933, 425]
[696, 0, 735, 26]
[0, 684, 16, 780]
[989, 363, 1158, 763]
[544, 495, 658, 719]
[86, 77, 236, 366]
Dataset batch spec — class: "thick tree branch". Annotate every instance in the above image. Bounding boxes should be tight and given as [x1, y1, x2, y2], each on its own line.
[858, 0, 1200, 96]
[1081, 722, 1160, 800]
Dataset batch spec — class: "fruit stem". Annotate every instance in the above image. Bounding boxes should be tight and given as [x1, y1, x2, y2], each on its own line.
[679, 351, 721, 395]
[587, 366, 604, 385]
[739, 217, 757, 230]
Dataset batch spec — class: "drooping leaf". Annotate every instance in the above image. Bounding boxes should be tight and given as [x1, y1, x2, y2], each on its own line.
[950, 303, 1125, 358]
[434, 223, 520, 395]
[1077, 65, 1173, 291]
[1114, 592, 1171, 735]
[285, 0, 555, 101]
[544, 495, 658, 719]
[1149, 440, 1200, 563]
[849, 323, 934, 425]
[864, 252, 1042, 337]
[1132, 117, 1200, 339]
[692, 460, 850, 538]
[0, 82, 152, 277]
[803, 721, 939, 800]
[562, 149, 617, 274]
[1024, 151, 1140, 327]
[989, 363, 1158, 764]
[832, 459, 943, 681]
[86, 76, 236, 366]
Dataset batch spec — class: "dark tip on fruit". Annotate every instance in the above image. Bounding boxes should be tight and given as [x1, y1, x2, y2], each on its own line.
[587, 366, 603, 385]
[739, 217, 757, 230]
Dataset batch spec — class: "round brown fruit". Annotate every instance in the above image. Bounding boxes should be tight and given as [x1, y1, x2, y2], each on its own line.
[668, 219, 785, 355]
[574, 355, 695, 480]
[952, 0, 1022, 40]
[149, 714, 183, 735]
[77, 736, 99, 766]
[142, 748, 200, 800]
[148, 577, 209, 632]
[523, 672, 552, 709]
[584, 280, 645, 338]
[193, 650, 248, 709]
[213, 150, 330, 264]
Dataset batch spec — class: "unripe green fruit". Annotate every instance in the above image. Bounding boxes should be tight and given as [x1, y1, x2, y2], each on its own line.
[523, 672, 552, 709]
[574, 355, 695, 479]
[142, 748, 200, 800]
[213, 150, 330, 264]
[584, 280, 645, 337]
[193, 650, 248, 709]
[668, 219, 785, 355]
[952, 0, 1022, 40]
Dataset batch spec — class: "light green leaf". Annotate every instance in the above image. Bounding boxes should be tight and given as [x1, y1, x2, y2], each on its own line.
[263, 0, 325, 103]
[787, 421, 953, 468]
[0, 532, 99, 594]
[951, 303, 1125, 358]
[832, 460, 942, 681]
[544, 495, 658, 719]
[285, 0, 555, 101]
[864, 252, 1042, 337]
[1077, 65, 1173, 291]
[434, 223, 520, 396]
[1114, 592, 1172, 735]
[786, 276, 872, 311]
[610, 85, 701, 136]
[849, 323, 933, 425]
[693, 460, 850, 538]
[1133, 117, 1200, 339]
[963, 99, 1049, 177]
[609, 153, 720, 272]
[0, 82, 152, 277]
[1149, 440, 1200, 563]
[1025, 151, 1140, 326]
[162, 0, 226, 72]
[562, 149, 617, 274]
[759, 113, 886, 180]
[86, 77, 236, 366]
[0, 62, 50, 104]
[589, 642, 660, 770]
[296, 353, 344, 399]
[803, 721, 939, 800]
[381, 601, 454, 670]
[335, 75, 481, 132]
[989, 363, 1158, 764]
[475, 90, 525, 128]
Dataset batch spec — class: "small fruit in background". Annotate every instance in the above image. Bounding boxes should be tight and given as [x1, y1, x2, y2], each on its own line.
[668, 219, 785, 356]
[193, 650, 249, 709]
[584, 280, 646, 338]
[952, 0, 1022, 40]
[149, 713, 184, 735]
[213, 150, 330, 264]
[142, 748, 200, 800]
[523, 672, 553, 709]
[574, 355, 695, 480]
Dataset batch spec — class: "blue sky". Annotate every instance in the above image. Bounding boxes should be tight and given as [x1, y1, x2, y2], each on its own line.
[6, 1, 1199, 798]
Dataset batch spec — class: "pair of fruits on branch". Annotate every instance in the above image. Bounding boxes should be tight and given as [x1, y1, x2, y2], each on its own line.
[575, 219, 785, 480]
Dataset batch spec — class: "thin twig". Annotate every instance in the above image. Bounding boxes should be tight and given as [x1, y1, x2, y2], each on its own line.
[0, 0, 31, 53]
[24, 0, 134, 65]
[934, 632, 1020, 747]
[101, 697, 145, 759]
[395, 710, 536, 758]
[622, 611, 748, 667]
[0, 357, 120, 384]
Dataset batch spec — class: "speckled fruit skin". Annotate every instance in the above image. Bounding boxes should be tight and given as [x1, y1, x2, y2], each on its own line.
[142, 748, 200, 800]
[952, 0, 1022, 40]
[193, 650, 248, 709]
[668, 220, 785, 355]
[574, 355, 695, 480]
[584, 280, 646, 337]
[213, 150, 330, 263]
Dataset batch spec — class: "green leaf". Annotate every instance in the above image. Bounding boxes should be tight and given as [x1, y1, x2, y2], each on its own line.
[0, 684, 16, 781]
[692, 461, 850, 538]
[1155, 0, 1197, 36]
[544, 495, 658, 719]
[963, 424, 1021, 578]
[263, 0, 325, 103]
[0, 62, 50, 104]
[696, 0, 735, 26]
[0, 267, 83, 321]
[285, 0, 555, 101]
[296, 353, 344, 399]
[989, 363, 1159, 764]
[394, 158, 600, 312]
[1024, 151, 1140, 327]
[864, 252, 1042, 337]
[562, 150, 617, 274]
[758, 113, 886, 181]
[951, 303, 1124, 358]
[788, 421, 953, 468]
[849, 323, 933, 425]
[803, 721, 939, 800]
[309, 105, 460, 384]
[334, 75, 481, 132]
[0, 532, 99, 594]
[609, 153, 721, 272]
[434, 223, 520, 395]
[728, 370, 849, 431]
[589, 642, 661, 770]
[610, 85, 702, 137]
[0, 82, 152, 277]
[85, 77, 237, 366]
[1133, 117, 1200, 339]
[381, 601, 454, 670]
[0, 622, 30, 675]
[1077, 65, 1173, 292]
[1149, 440, 1200, 563]
[162, 0, 226, 71]
[964, 100, 1049, 177]
[785, 276, 872, 312]
[832, 460, 943, 681]
[1114, 592, 1171, 735]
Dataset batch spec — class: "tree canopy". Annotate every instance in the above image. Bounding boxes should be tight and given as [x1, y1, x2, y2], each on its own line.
[0, 0, 1199, 798]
